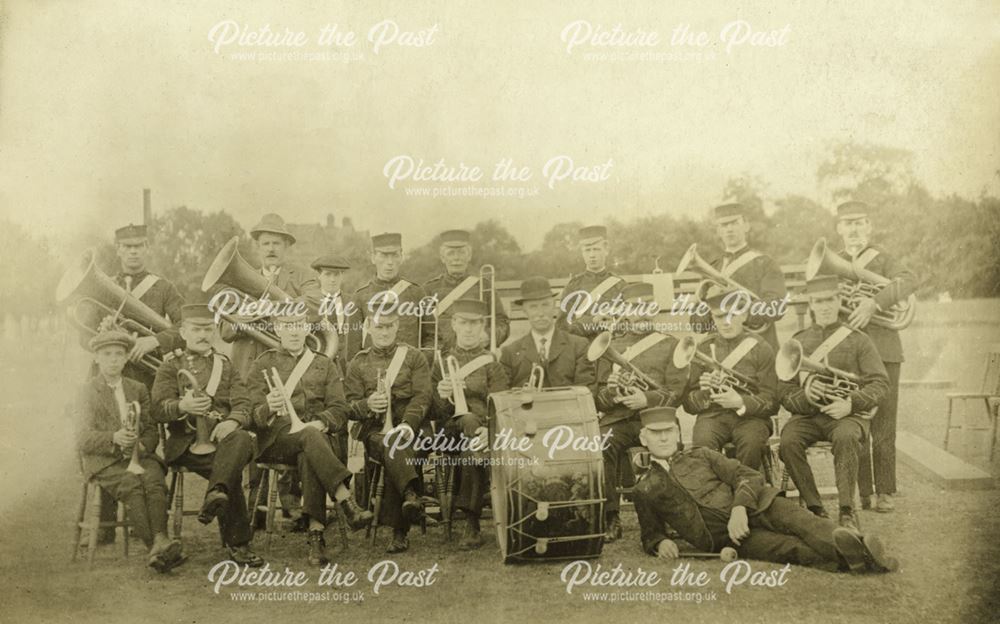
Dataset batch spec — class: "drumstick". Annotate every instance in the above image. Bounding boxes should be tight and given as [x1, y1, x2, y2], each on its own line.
[680, 547, 738, 562]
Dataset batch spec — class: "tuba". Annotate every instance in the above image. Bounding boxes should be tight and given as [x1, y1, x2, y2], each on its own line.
[177, 368, 222, 455]
[587, 330, 663, 395]
[775, 339, 873, 419]
[672, 335, 758, 393]
[675, 244, 770, 334]
[805, 238, 916, 331]
[56, 249, 174, 374]
[123, 401, 145, 475]
[261, 367, 307, 433]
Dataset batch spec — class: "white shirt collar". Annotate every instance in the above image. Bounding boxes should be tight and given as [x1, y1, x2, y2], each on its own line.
[531, 327, 555, 353]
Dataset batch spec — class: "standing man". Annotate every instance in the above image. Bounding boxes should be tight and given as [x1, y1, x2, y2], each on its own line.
[430, 298, 510, 549]
[344, 303, 433, 554]
[683, 284, 778, 471]
[500, 276, 596, 389]
[222, 213, 322, 383]
[691, 204, 787, 350]
[556, 225, 626, 339]
[834, 201, 916, 513]
[593, 282, 689, 542]
[778, 276, 889, 531]
[151, 303, 263, 566]
[423, 229, 510, 353]
[346, 232, 429, 362]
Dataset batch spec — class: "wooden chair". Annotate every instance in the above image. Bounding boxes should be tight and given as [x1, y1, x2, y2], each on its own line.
[71, 479, 130, 569]
[248, 462, 348, 554]
[944, 346, 1000, 462]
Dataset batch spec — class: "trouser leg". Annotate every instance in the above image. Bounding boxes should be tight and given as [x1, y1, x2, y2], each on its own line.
[366, 432, 420, 530]
[826, 417, 866, 510]
[601, 419, 641, 515]
[874, 362, 899, 494]
[731, 417, 771, 471]
[779, 416, 825, 508]
[691, 414, 733, 452]
[757, 496, 840, 563]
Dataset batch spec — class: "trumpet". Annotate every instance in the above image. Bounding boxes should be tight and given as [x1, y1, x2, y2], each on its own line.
[672, 335, 758, 394]
[805, 238, 916, 331]
[444, 354, 471, 417]
[262, 368, 307, 433]
[525, 363, 545, 392]
[376, 369, 394, 434]
[587, 331, 663, 395]
[177, 368, 222, 455]
[676, 244, 771, 334]
[123, 401, 145, 475]
[56, 249, 174, 374]
[775, 339, 873, 419]
[479, 264, 497, 352]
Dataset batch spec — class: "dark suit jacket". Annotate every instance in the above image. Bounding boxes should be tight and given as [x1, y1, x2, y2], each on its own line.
[499, 328, 596, 391]
[75, 376, 161, 477]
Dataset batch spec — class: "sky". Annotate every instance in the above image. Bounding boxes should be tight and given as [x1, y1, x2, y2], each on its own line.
[1, 0, 997, 261]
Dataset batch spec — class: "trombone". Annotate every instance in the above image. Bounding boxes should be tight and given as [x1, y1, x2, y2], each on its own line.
[775, 339, 873, 419]
[586, 330, 663, 395]
[177, 368, 223, 455]
[261, 367, 307, 433]
[672, 335, 758, 394]
[479, 264, 497, 352]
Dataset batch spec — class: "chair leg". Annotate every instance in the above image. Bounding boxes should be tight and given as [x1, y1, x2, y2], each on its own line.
[335, 505, 349, 551]
[71, 481, 88, 562]
[368, 464, 385, 548]
[265, 468, 279, 555]
[172, 472, 184, 541]
[86, 483, 101, 569]
[118, 501, 129, 558]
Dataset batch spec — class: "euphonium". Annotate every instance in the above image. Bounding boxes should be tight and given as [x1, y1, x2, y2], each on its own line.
[124, 401, 145, 475]
[775, 339, 873, 419]
[177, 368, 221, 455]
[672, 335, 758, 394]
[262, 368, 307, 433]
[805, 238, 916, 331]
[586, 330, 663, 395]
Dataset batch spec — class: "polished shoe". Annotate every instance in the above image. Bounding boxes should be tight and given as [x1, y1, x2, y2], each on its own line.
[862, 534, 899, 572]
[832, 527, 867, 573]
[838, 508, 859, 531]
[228, 544, 265, 567]
[875, 494, 895, 513]
[604, 514, 623, 543]
[401, 489, 424, 524]
[308, 530, 330, 566]
[339, 496, 374, 531]
[385, 530, 409, 554]
[807, 505, 829, 519]
[198, 489, 229, 525]
[148, 540, 186, 573]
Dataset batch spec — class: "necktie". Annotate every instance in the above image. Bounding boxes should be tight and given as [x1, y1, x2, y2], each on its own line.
[539, 336, 548, 361]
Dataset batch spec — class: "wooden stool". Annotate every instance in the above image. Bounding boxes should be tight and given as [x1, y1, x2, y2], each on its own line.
[945, 346, 1000, 462]
[71, 479, 130, 569]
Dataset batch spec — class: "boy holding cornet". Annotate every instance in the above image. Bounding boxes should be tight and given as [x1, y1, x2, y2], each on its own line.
[247, 303, 373, 566]
[151, 303, 262, 566]
[75, 328, 184, 572]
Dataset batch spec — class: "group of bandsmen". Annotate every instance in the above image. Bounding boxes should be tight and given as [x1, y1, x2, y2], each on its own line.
[72, 199, 914, 575]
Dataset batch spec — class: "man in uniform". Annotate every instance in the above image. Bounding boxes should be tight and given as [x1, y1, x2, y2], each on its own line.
[422, 229, 510, 353]
[834, 201, 916, 513]
[311, 254, 353, 466]
[346, 232, 429, 362]
[556, 225, 627, 338]
[74, 328, 185, 572]
[632, 406, 897, 573]
[343, 302, 432, 554]
[683, 284, 778, 471]
[430, 298, 510, 549]
[778, 275, 889, 531]
[151, 303, 263, 566]
[690, 204, 787, 350]
[246, 305, 374, 566]
[221, 213, 322, 383]
[500, 276, 595, 389]
[593, 282, 689, 542]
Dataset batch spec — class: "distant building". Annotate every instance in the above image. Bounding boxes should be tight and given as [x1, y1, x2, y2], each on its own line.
[285, 213, 369, 267]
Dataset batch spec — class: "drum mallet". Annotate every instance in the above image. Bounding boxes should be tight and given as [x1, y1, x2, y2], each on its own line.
[681, 547, 738, 562]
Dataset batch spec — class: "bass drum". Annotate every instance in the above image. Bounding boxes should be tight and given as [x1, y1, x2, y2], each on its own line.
[489, 386, 605, 563]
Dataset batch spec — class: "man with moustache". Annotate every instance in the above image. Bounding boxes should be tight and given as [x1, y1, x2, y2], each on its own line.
[690, 204, 787, 350]
[247, 303, 374, 566]
[593, 282, 689, 542]
[346, 232, 429, 362]
[422, 229, 510, 353]
[150, 303, 263, 566]
[430, 298, 510, 549]
[632, 406, 897, 573]
[833, 201, 916, 514]
[500, 276, 596, 389]
[778, 276, 889, 531]
[344, 301, 432, 554]
[556, 225, 627, 339]
[682, 284, 778, 471]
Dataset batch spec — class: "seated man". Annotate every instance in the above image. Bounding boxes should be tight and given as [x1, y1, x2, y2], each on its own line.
[682, 284, 777, 470]
[431, 298, 509, 549]
[151, 303, 263, 566]
[247, 305, 374, 566]
[74, 328, 184, 572]
[344, 303, 432, 554]
[632, 406, 897, 573]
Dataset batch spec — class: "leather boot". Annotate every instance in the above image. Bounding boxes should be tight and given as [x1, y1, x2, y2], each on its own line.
[308, 530, 330, 566]
[339, 496, 374, 531]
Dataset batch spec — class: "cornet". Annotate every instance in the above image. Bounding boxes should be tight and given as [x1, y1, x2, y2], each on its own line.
[177, 368, 222, 455]
[262, 368, 307, 433]
[586, 331, 663, 395]
[672, 335, 758, 394]
[123, 401, 145, 475]
[376, 369, 394, 435]
[676, 244, 771, 334]
[525, 363, 545, 392]
[445, 355, 471, 417]
[775, 339, 873, 419]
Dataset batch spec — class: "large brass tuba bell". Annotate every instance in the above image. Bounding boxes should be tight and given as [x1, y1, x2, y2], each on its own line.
[775, 338, 873, 419]
[587, 330, 663, 394]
